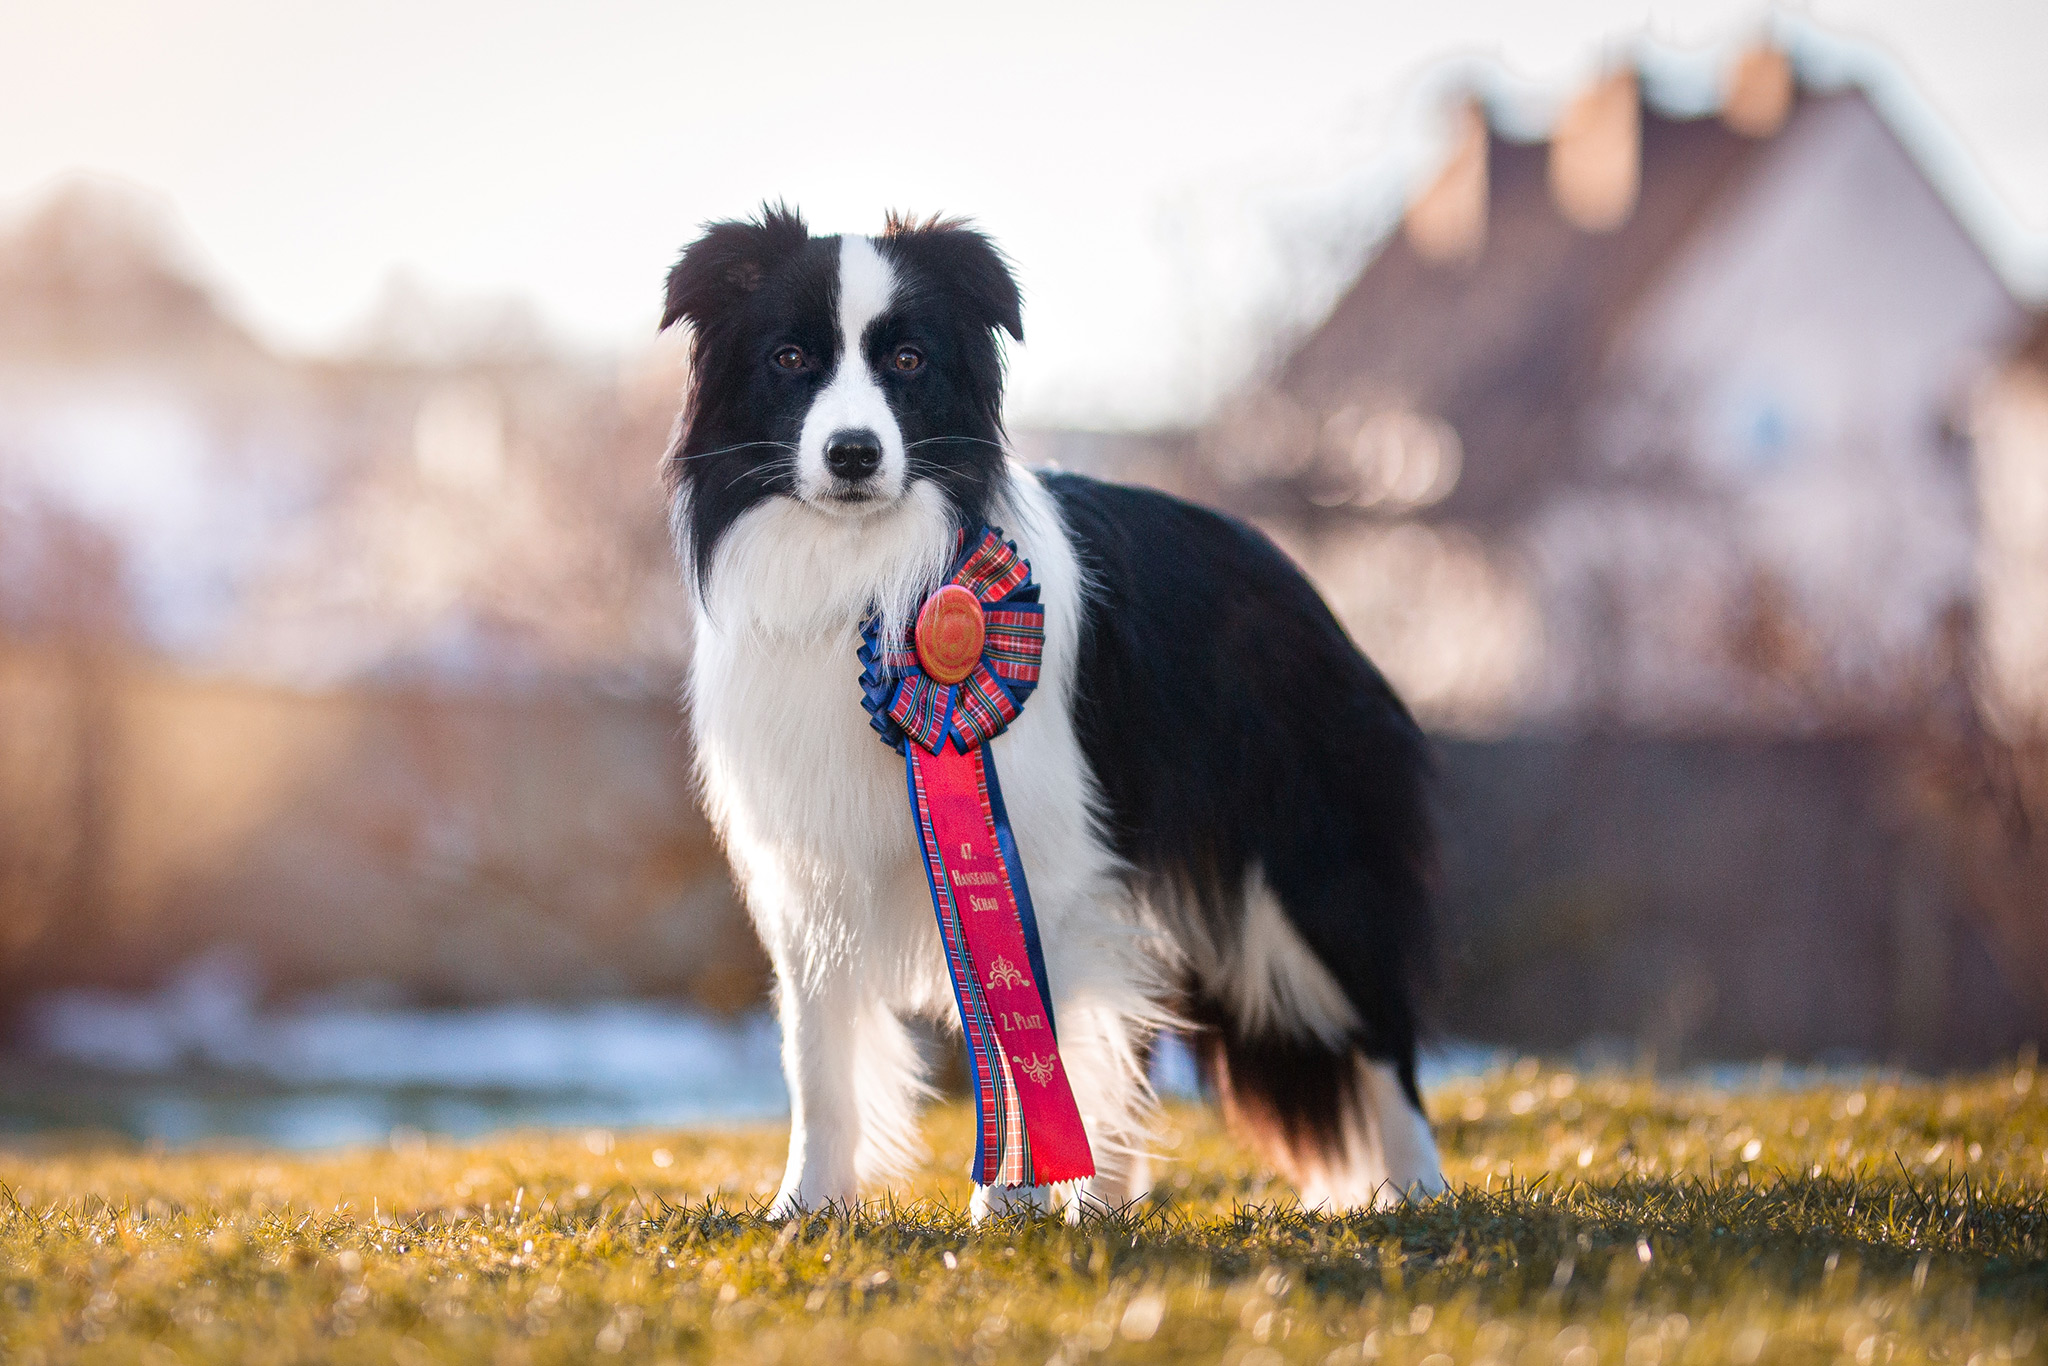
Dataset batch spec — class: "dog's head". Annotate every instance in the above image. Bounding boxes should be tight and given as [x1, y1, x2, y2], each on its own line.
[662, 204, 1022, 595]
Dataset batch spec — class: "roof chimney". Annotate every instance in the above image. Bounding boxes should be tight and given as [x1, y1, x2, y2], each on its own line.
[1722, 45, 1794, 138]
[1548, 69, 1640, 233]
[1404, 100, 1488, 265]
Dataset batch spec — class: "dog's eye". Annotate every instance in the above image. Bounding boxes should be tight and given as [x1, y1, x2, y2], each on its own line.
[772, 346, 806, 371]
[892, 346, 924, 374]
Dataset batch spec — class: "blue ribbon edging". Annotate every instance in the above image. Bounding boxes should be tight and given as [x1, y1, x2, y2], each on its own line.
[857, 525, 1063, 1043]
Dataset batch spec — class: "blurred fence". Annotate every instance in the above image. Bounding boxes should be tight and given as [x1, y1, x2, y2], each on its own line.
[0, 641, 762, 1014]
[5, 623, 2040, 1066]
[1434, 733, 2045, 1068]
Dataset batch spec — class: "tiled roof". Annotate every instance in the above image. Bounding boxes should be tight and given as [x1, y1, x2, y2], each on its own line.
[1277, 97, 1789, 528]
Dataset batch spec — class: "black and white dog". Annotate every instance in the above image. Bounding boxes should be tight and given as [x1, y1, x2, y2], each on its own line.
[662, 206, 1445, 1219]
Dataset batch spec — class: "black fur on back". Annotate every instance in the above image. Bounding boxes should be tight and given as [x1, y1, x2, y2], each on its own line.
[1044, 472, 1436, 1166]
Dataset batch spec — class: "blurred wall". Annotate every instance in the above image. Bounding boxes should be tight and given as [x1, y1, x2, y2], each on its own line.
[0, 641, 764, 1014]
[5, 633, 2040, 1064]
[1434, 734, 2043, 1067]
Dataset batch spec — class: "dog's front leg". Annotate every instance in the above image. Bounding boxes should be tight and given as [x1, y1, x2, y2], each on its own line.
[765, 962, 862, 1219]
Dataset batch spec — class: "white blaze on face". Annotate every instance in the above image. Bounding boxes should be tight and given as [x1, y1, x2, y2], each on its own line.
[796, 235, 905, 509]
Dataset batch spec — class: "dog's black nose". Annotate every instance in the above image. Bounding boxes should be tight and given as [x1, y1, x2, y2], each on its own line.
[824, 429, 883, 481]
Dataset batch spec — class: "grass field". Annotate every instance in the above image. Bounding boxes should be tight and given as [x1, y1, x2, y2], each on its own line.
[3, 1059, 2044, 1364]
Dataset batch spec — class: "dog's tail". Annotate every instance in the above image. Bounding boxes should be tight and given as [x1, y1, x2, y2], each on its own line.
[1178, 756, 1447, 1209]
[1185, 996, 1446, 1210]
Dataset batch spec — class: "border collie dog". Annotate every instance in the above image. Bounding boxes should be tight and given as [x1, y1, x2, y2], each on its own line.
[663, 206, 1445, 1219]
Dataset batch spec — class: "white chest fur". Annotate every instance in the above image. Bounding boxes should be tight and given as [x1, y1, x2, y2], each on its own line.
[686, 465, 1120, 1012]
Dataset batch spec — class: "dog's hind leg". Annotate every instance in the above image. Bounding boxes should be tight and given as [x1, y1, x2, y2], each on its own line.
[1188, 865, 1446, 1211]
[1358, 1059, 1445, 1201]
[1296, 1057, 1446, 1210]
[1086, 1141, 1153, 1209]
[1065, 995, 1158, 1215]
[1198, 1025, 1446, 1211]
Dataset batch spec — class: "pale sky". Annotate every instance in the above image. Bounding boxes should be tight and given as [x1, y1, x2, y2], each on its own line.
[2, 0, 2043, 426]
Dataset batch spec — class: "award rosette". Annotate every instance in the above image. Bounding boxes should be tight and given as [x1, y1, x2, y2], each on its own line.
[858, 527, 1095, 1187]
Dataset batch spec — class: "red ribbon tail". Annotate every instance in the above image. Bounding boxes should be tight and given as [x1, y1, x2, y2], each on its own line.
[908, 742, 1094, 1187]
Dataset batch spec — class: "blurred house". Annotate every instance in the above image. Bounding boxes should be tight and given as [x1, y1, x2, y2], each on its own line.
[0, 182, 760, 1015]
[1040, 43, 2045, 1063]
[1165, 48, 2021, 736]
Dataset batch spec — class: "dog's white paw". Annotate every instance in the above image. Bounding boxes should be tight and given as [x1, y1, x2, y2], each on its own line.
[765, 1185, 852, 1222]
[970, 1182, 1083, 1225]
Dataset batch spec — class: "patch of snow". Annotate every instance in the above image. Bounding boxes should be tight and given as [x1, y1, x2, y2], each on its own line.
[13, 948, 787, 1146]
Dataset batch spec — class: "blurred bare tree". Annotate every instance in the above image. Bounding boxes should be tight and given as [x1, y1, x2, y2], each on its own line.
[0, 489, 138, 993]
[0, 180, 752, 1013]
[1914, 725, 2048, 1018]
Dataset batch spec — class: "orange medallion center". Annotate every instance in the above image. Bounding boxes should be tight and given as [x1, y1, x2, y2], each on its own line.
[915, 584, 986, 685]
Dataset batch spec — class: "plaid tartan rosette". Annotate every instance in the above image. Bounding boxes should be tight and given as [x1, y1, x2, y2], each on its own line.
[857, 527, 1044, 756]
[855, 527, 1092, 1188]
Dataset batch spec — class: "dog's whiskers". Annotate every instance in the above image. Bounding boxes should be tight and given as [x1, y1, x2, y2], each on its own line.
[721, 461, 790, 493]
[904, 436, 1009, 454]
[673, 440, 799, 464]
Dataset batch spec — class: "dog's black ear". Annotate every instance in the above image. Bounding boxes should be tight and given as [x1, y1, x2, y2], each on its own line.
[662, 202, 810, 331]
[880, 214, 1023, 343]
